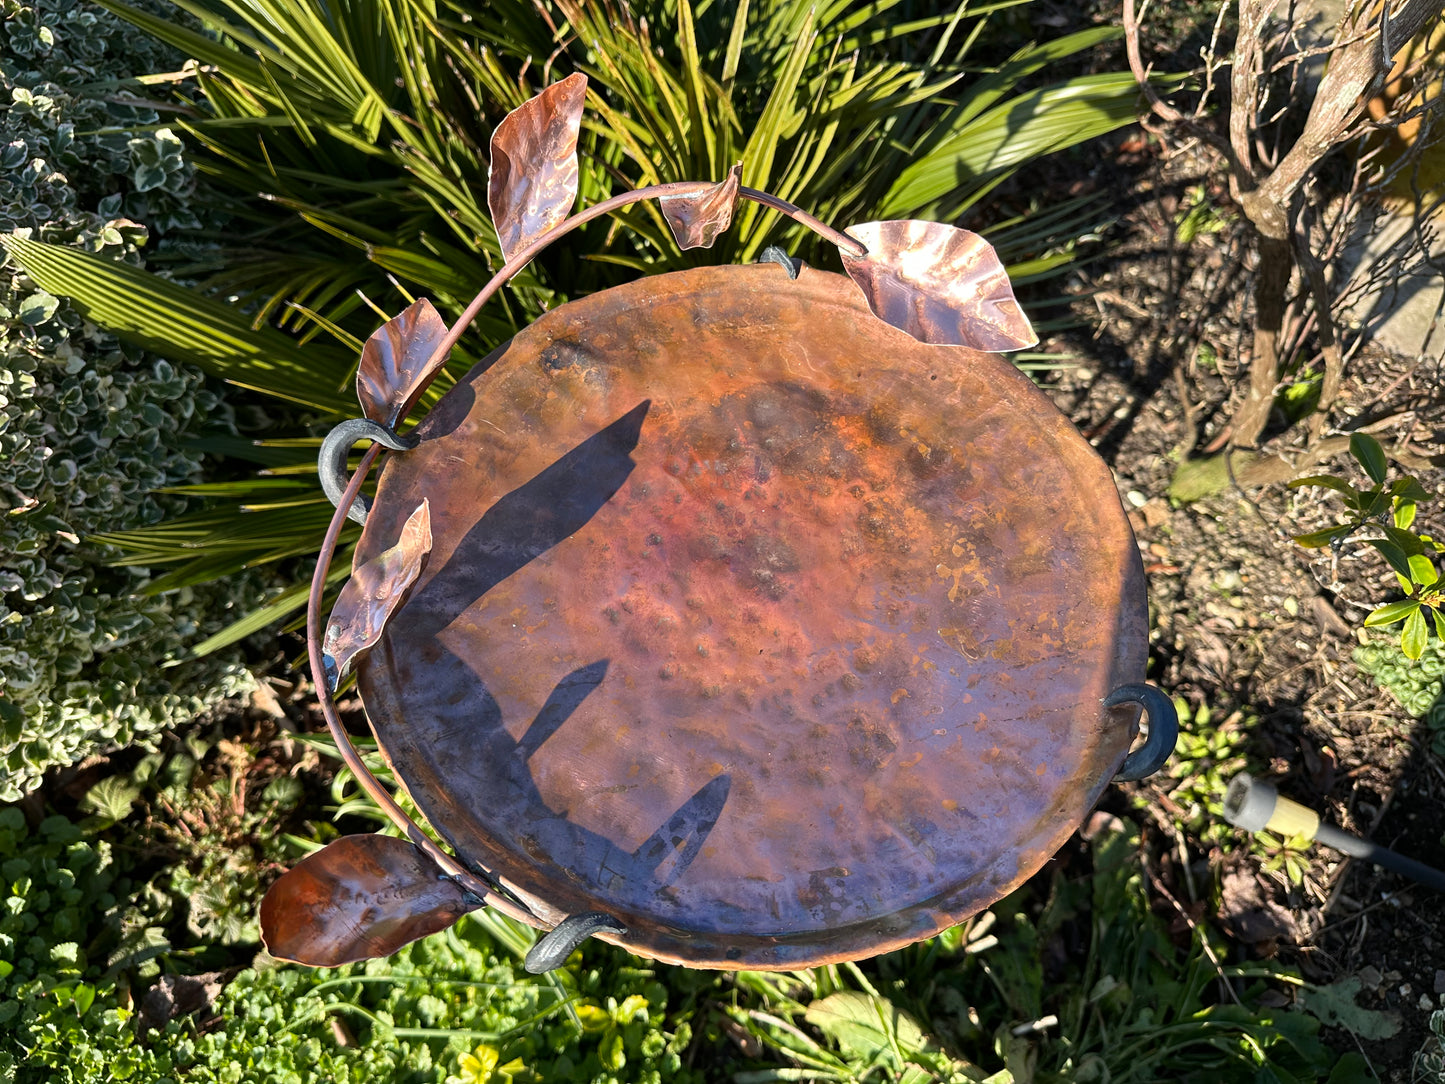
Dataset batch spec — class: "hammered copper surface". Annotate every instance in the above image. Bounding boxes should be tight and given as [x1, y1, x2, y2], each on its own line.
[260, 834, 474, 966]
[354, 264, 1147, 969]
[659, 164, 742, 251]
[487, 73, 587, 265]
[840, 220, 1037, 352]
[357, 298, 450, 428]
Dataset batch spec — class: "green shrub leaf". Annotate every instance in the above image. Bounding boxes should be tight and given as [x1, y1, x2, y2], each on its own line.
[1383, 525, 1427, 556]
[16, 290, 58, 325]
[1390, 476, 1430, 501]
[1365, 537, 1413, 579]
[1349, 433, 1388, 485]
[1300, 977, 1400, 1040]
[1403, 607, 1429, 659]
[1292, 526, 1352, 548]
[79, 777, 142, 823]
[1287, 474, 1357, 497]
[805, 990, 934, 1067]
[1364, 600, 1420, 627]
[1409, 554, 1439, 586]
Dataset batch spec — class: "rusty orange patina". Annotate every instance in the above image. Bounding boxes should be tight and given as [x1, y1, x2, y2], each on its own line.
[351, 263, 1148, 969]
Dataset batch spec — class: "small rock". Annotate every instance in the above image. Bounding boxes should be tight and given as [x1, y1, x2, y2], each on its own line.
[1126, 489, 1148, 508]
[1384, 970, 1403, 983]
[1141, 498, 1171, 528]
[1400, 983, 1413, 998]
[1433, 969, 1445, 995]
[1212, 569, 1243, 591]
[1283, 596, 1299, 617]
[1421, 994, 1435, 1011]
[1358, 965, 1384, 990]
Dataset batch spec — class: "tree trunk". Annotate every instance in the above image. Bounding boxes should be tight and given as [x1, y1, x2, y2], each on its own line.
[1231, 195, 1294, 448]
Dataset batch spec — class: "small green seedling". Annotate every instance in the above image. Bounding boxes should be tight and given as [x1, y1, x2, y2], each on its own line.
[1256, 830, 1314, 887]
[1291, 433, 1441, 659]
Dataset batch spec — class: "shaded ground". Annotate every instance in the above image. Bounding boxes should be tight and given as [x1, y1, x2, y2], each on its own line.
[1030, 128, 1445, 1079]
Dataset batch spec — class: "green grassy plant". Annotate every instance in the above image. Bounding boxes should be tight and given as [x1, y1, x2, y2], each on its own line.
[288, 750, 1365, 1084]
[0, 807, 175, 1081]
[0, 799, 705, 1084]
[151, 920, 707, 1084]
[1144, 699, 1321, 882]
[141, 739, 310, 946]
[5, 754, 1379, 1083]
[1153, 698, 1254, 846]
[713, 815, 1365, 1083]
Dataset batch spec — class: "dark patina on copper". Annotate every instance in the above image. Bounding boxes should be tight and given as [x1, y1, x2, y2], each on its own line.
[349, 264, 1148, 970]
[261, 834, 477, 966]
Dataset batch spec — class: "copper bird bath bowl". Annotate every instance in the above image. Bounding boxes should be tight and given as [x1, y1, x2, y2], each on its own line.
[259, 75, 1177, 974]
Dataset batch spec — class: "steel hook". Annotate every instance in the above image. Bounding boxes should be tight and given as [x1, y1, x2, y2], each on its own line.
[318, 418, 418, 526]
[523, 911, 627, 974]
[757, 245, 802, 279]
[1105, 683, 1178, 782]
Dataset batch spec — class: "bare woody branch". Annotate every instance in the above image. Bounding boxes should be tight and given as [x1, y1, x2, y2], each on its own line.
[1121, 0, 1237, 164]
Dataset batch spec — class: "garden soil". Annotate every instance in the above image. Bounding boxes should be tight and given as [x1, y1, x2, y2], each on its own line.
[1031, 130, 1445, 1079]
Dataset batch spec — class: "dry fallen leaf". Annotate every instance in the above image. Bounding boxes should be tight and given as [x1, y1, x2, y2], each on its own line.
[1218, 868, 1297, 946]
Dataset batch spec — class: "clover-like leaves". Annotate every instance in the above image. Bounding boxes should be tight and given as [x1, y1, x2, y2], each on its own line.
[356, 298, 450, 428]
[840, 220, 1036, 353]
[260, 834, 476, 966]
[660, 164, 742, 251]
[322, 500, 432, 687]
[488, 73, 588, 265]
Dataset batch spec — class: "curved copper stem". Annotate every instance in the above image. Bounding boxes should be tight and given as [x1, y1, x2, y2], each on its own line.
[306, 442, 537, 925]
[419, 182, 868, 396]
[737, 186, 867, 258]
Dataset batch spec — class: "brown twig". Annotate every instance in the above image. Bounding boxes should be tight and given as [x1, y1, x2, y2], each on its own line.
[1121, 0, 1236, 164]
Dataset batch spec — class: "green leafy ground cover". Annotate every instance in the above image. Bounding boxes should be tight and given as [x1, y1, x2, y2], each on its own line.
[0, 0, 263, 799]
[1354, 638, 1445, 757]
[0, 779, 1382, 1084]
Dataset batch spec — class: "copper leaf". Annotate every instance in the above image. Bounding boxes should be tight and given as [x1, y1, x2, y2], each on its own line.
[357, 298, 450, 428]
[260, 835, 476, 966]
[488, 73, 587, 265]
[840, 220, 1037, 352]
[659, 164, 742, 251]
[322, 500, 432, 686]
